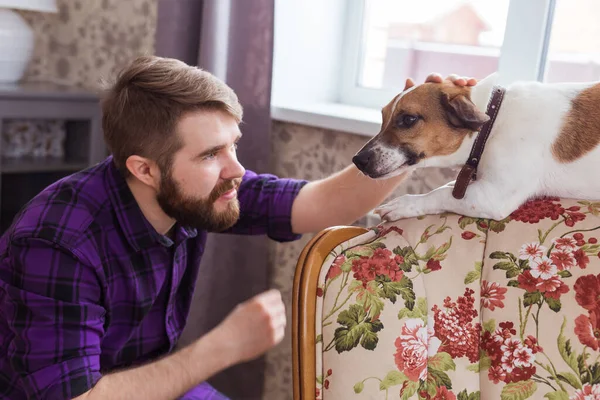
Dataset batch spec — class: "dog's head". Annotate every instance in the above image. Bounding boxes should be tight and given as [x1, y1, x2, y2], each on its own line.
[353, 77, 492, 179]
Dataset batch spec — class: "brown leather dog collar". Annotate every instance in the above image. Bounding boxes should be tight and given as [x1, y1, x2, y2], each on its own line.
[452, 86, 506, 200]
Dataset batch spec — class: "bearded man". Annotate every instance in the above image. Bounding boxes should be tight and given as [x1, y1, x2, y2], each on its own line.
[0, 55, 473, 400]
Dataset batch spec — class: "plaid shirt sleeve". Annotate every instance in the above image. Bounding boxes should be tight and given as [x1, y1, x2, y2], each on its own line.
[180, 382, 230, 399]
[0, 237, 105, 400]
[225, 170, 308, 242]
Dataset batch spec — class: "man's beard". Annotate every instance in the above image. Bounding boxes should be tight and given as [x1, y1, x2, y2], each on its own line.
[156, 170, 241, 232]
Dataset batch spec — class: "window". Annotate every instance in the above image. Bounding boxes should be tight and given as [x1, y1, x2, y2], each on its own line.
[543, 0, 600, 83]
[354, 0, 510, 90]
[341, 0, 566, 109]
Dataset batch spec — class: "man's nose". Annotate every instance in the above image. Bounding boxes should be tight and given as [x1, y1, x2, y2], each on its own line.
[223, 154, 246, 181]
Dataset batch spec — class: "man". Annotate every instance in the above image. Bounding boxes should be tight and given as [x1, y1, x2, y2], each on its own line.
[0, 55, 474, 400]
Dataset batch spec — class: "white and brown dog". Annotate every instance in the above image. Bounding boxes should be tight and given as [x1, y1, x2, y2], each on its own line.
[352, 73, 600, 222]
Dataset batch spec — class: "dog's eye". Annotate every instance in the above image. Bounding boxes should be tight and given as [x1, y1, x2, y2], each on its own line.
[398, 114, 418, 128]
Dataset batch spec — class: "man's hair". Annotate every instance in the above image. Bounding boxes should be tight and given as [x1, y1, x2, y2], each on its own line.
[101, 55, 243, 178]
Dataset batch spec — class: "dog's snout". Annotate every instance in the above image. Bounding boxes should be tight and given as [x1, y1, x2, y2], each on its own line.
[352, 150, 372, 171]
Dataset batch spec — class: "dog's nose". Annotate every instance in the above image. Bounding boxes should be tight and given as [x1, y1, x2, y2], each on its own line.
[352, 151, 372, 171]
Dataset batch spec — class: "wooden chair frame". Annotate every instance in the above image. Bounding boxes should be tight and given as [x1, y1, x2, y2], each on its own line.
[292, 226, 368, 400]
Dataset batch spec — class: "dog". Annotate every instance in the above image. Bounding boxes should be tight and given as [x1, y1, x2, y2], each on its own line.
[352, 73, 600, 222]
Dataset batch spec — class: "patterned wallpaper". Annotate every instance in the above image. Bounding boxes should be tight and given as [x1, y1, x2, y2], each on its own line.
[18, 0, 156, 89]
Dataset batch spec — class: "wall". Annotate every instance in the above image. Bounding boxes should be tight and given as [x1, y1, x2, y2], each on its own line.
[18, 0, 157, 89]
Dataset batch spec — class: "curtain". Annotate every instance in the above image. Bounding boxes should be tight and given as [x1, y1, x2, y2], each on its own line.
[155, 1, 276, 398]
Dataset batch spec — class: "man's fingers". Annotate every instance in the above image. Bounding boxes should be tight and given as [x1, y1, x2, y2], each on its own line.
[254, 289, 285, 320]
[268, 306, 287, 345]
[446, 74, 467, 86]
[254, 288, 282, 304]
[425, 73, 443, 83]
[425, 73, 478, 87]
[448, 74, 478, 86]
[273, 326, 285, 344]
[272, 311, 287, 329]
[466, 77, 478, 86]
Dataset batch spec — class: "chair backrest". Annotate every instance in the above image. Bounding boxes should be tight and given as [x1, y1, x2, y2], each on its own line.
[293, 198, 600, 400]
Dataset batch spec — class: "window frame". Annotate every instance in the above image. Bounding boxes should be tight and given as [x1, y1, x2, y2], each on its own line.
[339, 0, 557, 109]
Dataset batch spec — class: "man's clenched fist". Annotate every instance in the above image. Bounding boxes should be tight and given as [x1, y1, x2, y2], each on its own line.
[215, 289, 287, 364]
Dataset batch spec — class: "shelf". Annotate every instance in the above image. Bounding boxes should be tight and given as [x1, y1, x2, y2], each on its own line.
[1, 156, 88, 174]
[0, 82, 99, 102]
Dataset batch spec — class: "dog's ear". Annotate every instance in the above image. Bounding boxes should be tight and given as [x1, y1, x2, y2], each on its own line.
[403, 78, 415, 91]
[441, 92, 489, 131]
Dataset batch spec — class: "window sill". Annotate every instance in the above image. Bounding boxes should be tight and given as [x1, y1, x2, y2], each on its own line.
[271, 102, 382, 137]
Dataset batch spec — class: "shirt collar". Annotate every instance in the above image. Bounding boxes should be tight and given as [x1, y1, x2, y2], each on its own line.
[104, 156, 197, 251]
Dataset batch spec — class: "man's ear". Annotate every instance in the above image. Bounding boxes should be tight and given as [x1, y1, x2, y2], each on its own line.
[125, 155, 160, 190]
[441, 92, 490, 131]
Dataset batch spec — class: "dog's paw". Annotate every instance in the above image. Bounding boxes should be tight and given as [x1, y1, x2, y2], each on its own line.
[374, 203, 411, 222]
[374, 195, 427, 221]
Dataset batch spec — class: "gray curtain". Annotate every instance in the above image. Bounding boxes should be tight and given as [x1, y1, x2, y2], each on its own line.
[155, 1, 276, 399]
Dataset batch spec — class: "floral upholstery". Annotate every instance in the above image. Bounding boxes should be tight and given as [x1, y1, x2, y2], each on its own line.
[312, 198, 600, 400]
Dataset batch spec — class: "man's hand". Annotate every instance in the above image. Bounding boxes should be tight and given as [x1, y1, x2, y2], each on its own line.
[216, 289, 286, 364]
[425, 73, 477, 87]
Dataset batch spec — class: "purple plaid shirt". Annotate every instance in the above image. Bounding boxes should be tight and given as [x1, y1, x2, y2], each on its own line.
[0, 156, 306, 400]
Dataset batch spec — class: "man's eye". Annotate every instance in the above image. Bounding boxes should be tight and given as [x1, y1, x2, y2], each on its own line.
[204, 152, 217, 160]
[397, 114, 418, 127]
